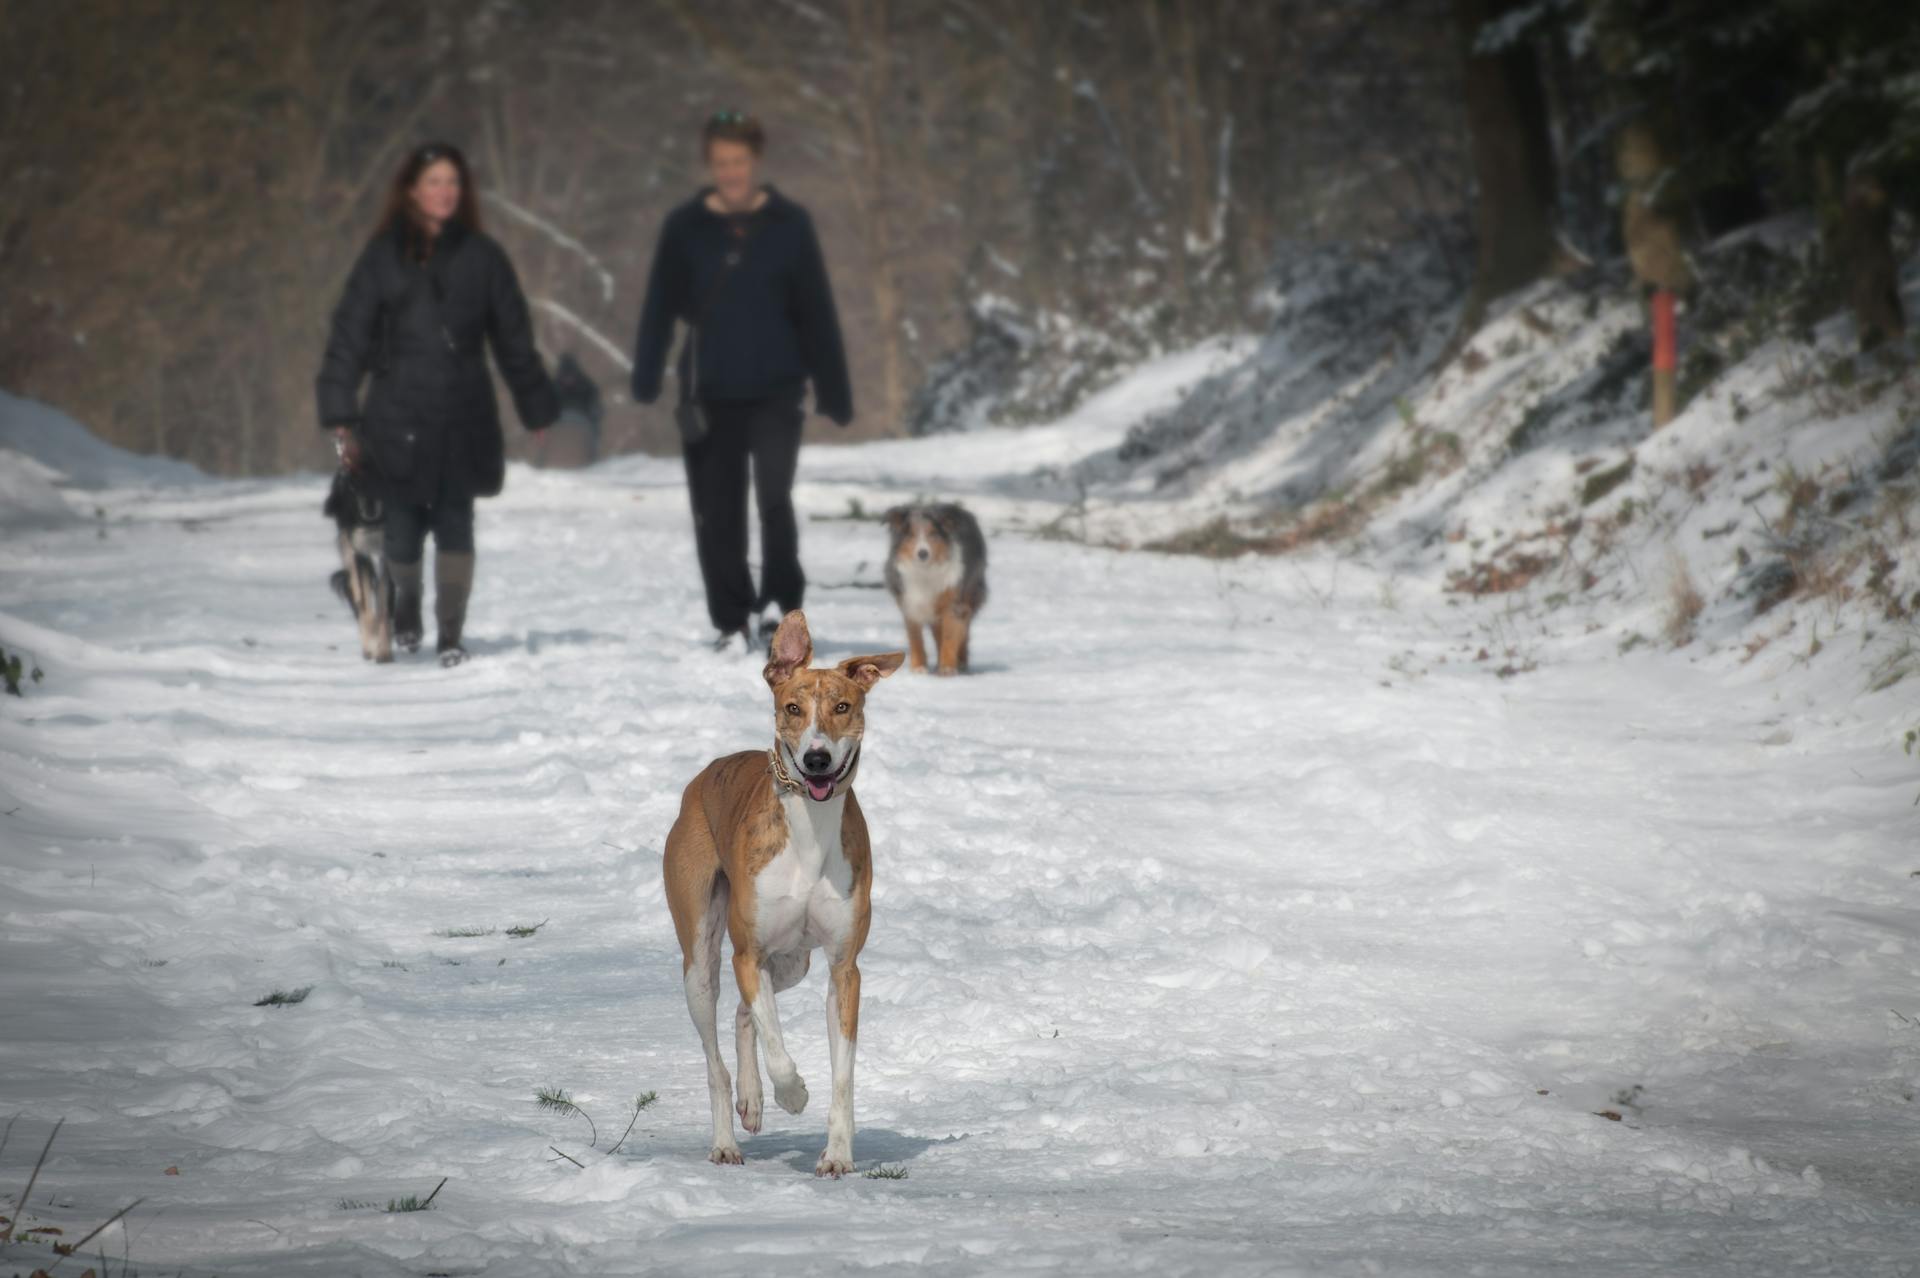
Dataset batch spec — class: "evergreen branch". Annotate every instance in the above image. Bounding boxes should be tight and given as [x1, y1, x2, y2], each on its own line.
[604, 1092, 659, 1156]
[534, 1087, 598, 1146]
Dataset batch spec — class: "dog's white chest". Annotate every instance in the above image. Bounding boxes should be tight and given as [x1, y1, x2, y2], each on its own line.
[754, 791, 857, 957]
[895, 556, 963, 624]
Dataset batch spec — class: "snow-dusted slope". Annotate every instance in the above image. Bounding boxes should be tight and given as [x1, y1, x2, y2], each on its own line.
[1022, 226, 1920, 680]
[3, 378, 1917, 1276]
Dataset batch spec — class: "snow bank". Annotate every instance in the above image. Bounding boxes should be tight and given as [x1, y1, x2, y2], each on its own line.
[0, 386, 205, 489]
[0, 448, 79, 529]
[996, 224, 1920, 680]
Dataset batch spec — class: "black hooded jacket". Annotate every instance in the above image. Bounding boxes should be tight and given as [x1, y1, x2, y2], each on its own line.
[316, 218, 557, 505]
[629, 187, 853, 425]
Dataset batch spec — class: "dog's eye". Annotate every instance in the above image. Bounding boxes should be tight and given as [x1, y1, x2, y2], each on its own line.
[834, 701, 850, 715]
[785, 703, 801, 717]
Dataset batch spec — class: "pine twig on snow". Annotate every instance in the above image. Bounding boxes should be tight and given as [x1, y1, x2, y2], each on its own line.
[604, 1093, 659, 1156]
[534, 1087, 598, 1147]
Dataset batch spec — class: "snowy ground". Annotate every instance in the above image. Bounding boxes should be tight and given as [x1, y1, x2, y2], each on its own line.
[4, 370, 1920, 1277]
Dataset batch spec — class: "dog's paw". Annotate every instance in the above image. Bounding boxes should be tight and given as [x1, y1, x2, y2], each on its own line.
[814, 1152, 853, 1179]
[934, 666, 959, 678]
[708, 1144, 744, 1166]
[773, 1073, 809, 1115]
[737, 1094, 763, 1134]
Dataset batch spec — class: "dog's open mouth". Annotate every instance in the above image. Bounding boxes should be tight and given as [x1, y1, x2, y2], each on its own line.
[799, 747, 858, 803]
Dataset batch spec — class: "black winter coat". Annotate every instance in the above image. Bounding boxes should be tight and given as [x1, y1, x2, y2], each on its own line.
[630, 187, 853, 425]
[317, 218, 557, 506]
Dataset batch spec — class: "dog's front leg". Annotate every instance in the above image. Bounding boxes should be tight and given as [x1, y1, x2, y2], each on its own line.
[732, 951, 808, 1115]
[935, 612, 965, 676]
[817, 958, 860, 1177]
[904, 622, 928, 673]
[733, 1000, 763, 1133]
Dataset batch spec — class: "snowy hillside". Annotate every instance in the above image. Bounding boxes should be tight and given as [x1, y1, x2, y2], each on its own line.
[3, 352, 1919, 1276]
[1021, 227, 1920, 687]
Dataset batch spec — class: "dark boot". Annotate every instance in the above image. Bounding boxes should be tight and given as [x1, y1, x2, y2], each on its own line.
[391, 559, 424, 654]
[435, 551, 474, 667]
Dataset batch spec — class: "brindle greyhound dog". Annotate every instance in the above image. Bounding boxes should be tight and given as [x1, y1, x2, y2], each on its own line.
[663, 611, 904, 1175]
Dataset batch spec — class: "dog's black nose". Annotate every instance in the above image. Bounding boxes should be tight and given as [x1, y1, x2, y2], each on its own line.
[803, 748, 832, 774]
[916, 547, 931, 561]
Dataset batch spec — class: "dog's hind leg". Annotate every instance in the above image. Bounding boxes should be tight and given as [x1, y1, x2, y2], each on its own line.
[666, 787, 742, 1163]
[735, 951, 810, 1134]
[685, 878, 741, 1164]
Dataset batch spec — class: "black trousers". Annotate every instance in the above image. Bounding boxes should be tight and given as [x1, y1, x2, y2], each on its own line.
[684, 390, 805, 632]
[383, 487, 475, 563]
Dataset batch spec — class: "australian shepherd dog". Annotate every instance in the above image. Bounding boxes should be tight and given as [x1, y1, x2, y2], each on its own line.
[882, 503, 987, 676]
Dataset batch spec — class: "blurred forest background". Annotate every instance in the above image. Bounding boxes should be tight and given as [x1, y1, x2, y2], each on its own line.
[0, 0, 1914, 476]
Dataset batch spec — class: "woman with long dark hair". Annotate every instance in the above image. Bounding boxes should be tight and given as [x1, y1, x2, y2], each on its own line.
[317, 142, 557, 666]
[631, 112, 853, 653]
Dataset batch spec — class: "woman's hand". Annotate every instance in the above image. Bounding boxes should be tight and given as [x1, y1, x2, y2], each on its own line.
[333, 426, 365, 473]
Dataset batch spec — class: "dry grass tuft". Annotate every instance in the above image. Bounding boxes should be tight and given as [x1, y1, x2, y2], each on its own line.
[1663, 553, 1705, 646]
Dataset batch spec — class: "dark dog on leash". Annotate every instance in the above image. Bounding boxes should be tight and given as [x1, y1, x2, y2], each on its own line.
[323, 467, 393, 663]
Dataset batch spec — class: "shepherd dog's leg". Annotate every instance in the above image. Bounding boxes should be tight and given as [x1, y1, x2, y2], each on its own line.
[904, 617, 929, 673]
[935, 598, 964, 676]
[355, 529, 393, 664]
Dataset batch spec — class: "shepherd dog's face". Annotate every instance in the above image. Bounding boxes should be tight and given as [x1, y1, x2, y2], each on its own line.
[886, 506, 955, 569]
[761, 612, 903, 803]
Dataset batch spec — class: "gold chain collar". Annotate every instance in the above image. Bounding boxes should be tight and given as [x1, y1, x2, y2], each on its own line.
[768, 741, 803, 794]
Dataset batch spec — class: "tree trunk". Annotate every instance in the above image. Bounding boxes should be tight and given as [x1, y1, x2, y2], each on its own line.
[847, 0, 903, 434]
[1840, 170, 1907, 352]
[1454, 0, 1559, 317]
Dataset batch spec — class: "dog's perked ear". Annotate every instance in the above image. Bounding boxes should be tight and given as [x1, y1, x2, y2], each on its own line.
[837, 652, 906, 691]
[763, 610, 814, 688]
[882, 506, 910, 536]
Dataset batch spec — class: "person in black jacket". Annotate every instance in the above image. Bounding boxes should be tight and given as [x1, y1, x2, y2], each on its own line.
[317, 142, 558, 667]
[630, 111, 853, 653]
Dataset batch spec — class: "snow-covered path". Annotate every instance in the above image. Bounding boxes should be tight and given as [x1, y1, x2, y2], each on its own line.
[4, 417, 1919, 1275]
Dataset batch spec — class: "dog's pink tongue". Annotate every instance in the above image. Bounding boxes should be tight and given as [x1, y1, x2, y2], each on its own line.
[806, 776, 835, 801]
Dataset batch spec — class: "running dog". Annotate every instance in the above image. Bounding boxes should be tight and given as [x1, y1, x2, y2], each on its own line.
[662, 611, 903, 1176]
[883, 502, 988, 675]
[322, 467, 392, 663]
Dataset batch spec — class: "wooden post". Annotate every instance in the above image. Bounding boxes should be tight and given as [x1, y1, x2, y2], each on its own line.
[1650, 288, 1677, 428]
